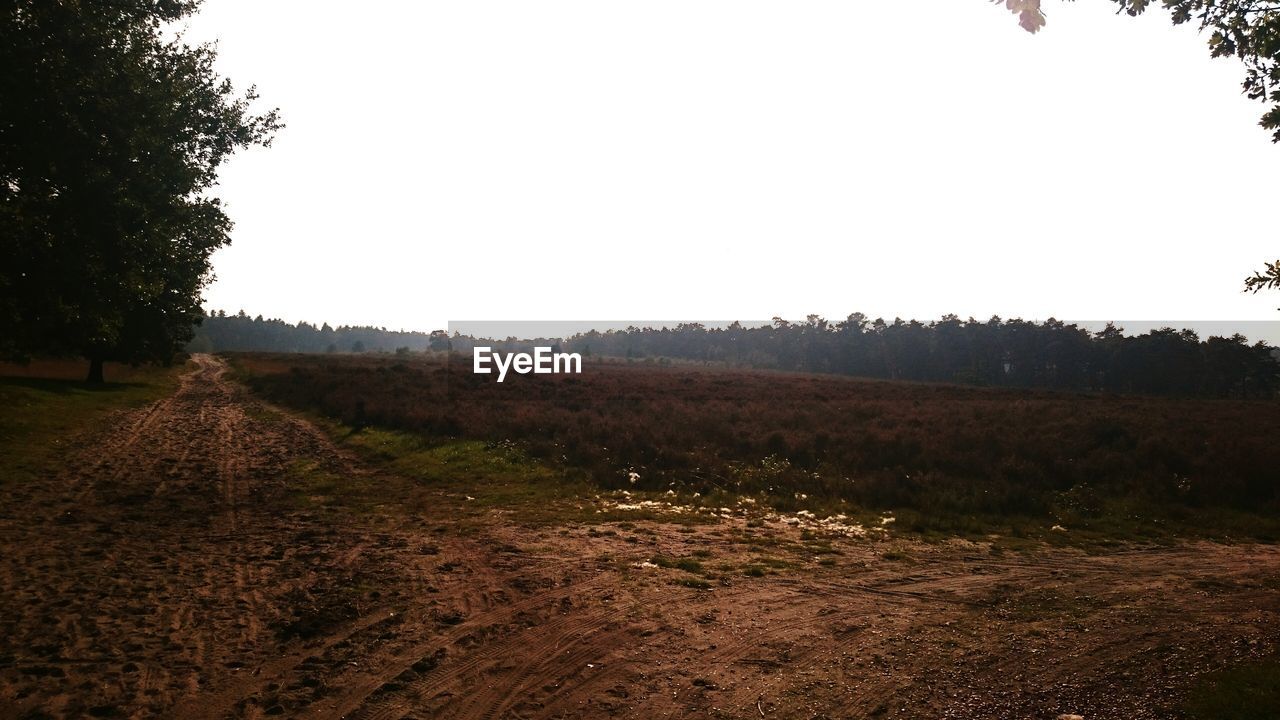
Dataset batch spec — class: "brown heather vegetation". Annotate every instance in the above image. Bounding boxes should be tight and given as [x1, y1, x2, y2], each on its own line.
[5, 355, 1280, 719]
[232, 353, 1280, 538]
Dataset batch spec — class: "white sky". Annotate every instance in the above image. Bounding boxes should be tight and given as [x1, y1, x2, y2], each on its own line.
[186, 0, 1280, 333]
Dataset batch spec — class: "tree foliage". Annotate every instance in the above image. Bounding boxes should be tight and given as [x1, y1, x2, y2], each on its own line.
[1246, 259, 1280, 300]
[1001, 0, 1049, 33]
[0, 0, 280, 380]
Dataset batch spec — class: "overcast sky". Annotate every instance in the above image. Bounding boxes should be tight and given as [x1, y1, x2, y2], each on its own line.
[186, 0, 1280, 335]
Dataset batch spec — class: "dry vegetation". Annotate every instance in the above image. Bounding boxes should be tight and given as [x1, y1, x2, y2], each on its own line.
[231, 352, 1280, 541]
[3, 355, 1279, 719]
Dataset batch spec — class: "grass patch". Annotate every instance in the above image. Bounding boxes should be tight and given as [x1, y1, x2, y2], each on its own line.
[674, 577, 712, 590]
[650, 555, 706, 575]
[298, 421, 631, 526]
[0, 362, 183, 487]
[1183, 656, 1280, 720]
[243, 403, 284, 423]
[285, 458, 388, 516]
[742, 555, 795, 577]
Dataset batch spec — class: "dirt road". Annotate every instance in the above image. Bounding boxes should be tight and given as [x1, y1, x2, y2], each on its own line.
[2, 355, 1278, 719]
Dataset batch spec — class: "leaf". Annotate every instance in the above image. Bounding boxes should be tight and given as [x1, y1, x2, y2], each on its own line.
[996, 0, 1046, 34]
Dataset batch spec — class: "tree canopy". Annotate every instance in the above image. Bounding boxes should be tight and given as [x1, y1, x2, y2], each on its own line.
[0, 0, 279, 381]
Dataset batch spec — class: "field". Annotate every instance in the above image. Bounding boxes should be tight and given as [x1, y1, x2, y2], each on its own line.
[2, 353, 1279, 720]
[231, 352, 1280, 542]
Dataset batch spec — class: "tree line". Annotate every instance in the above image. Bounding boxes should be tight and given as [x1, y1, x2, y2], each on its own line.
[554, 316, 1280, 399]
[195, 312, 1280, 399]
[188, 311, 444, 355]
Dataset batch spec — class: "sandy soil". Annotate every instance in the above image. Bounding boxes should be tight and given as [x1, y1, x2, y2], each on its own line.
[2, 355, 1278, 720]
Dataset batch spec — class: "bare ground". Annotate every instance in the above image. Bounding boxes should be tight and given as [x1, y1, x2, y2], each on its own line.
[2, 355, 1278, 720]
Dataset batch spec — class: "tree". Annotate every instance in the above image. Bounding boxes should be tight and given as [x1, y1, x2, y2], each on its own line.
[0, 1, 280, 382]
[429, 330, 452, 352]
[1246, 259, 1280, 307]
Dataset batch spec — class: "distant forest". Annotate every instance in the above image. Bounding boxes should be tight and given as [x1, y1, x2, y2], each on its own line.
[190, 311, 444, 354]
[193, 312, 1280, 399]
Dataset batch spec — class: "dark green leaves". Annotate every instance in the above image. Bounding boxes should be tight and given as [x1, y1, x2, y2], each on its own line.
[0, 0, 280, 369]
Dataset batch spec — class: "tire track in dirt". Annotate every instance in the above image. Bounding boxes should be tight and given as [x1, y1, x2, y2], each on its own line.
[4, 356, 1280, 720]
[332, 571, 627, 720]
[446, 606, 646, 720]
[0, 355, 421, 720]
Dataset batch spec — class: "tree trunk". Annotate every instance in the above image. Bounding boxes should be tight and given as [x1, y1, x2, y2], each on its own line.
[86, 357, 105, 385]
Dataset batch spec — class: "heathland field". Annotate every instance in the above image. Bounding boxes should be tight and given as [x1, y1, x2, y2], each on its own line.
[232, 352, 1280, 542]
[2, 353, 1278, 720]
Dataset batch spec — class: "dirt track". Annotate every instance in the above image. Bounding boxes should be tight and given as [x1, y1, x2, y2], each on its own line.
[2, 355, 1279, 719]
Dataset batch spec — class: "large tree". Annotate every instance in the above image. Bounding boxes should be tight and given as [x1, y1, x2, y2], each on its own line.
[0, 0, 280, 382]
